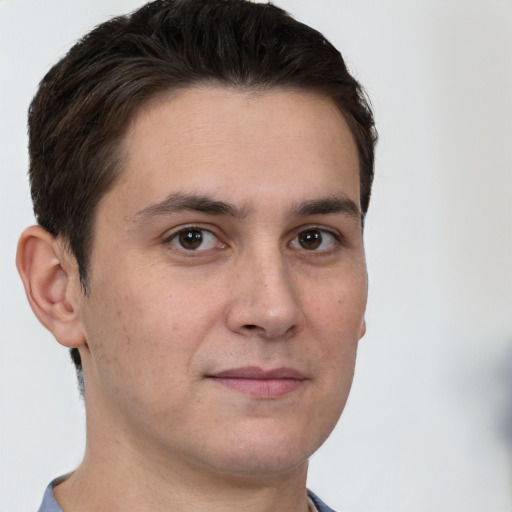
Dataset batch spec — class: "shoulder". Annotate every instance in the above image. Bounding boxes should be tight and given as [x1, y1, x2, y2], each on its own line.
[36, 477, 65, 512]
[307, 489, 339, 512]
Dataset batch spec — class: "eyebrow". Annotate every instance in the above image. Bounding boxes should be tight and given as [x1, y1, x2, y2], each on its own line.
[292, 196, 362, 220]
[131, 192, 362, 223]
[132, 192, 246, 222]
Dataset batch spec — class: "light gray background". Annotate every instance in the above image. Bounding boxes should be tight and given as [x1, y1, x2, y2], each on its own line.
[1, 1, 511, 511]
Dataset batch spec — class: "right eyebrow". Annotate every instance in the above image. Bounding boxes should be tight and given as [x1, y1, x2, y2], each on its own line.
[130, 192, 247, 223]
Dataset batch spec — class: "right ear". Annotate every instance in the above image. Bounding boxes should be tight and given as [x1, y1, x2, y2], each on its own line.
[16, 226, 86, 349]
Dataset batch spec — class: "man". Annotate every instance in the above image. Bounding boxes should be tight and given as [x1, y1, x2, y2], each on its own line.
[16, 0, 377, 510]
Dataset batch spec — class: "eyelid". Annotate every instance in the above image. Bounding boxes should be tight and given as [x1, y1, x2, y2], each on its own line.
[163, 223, 219, 239]
[292, 224, 344, 241]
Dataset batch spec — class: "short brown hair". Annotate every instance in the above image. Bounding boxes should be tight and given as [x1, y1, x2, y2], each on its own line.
[28, 0, 377, 378]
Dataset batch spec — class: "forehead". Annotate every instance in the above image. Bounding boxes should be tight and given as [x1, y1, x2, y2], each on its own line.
[108, 86, 360, 217]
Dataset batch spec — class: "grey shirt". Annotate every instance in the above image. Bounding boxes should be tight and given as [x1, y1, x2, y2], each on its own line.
[37, 477, 337, 512]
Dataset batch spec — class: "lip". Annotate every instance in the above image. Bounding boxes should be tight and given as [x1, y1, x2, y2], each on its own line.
[206, 366, 307, 398]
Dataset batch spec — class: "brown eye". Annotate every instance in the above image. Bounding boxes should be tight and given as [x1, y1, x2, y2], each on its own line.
[298, 229, 322, 250]
[169, 228, 220, 251]
[178, 229, 203, 249]
[290, 228, 337, 251]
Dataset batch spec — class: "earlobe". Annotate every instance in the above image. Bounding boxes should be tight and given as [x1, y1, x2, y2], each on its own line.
[16, 226, 85, 348]
[359, 320, 366, 340]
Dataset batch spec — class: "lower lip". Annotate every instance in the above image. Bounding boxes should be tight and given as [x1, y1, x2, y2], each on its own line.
[210, 377, 304, 397]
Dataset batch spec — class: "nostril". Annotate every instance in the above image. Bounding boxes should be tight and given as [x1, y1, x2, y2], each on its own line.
[244, 324, 258, 330]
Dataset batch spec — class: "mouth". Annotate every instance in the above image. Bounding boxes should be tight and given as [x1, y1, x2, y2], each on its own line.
[206, 366, 307, 398]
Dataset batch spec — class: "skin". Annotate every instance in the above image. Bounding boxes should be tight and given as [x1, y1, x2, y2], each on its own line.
[17, 87, 367, 512]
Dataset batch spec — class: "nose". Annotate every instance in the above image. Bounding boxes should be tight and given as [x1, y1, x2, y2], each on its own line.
[224, 250, 306, 340]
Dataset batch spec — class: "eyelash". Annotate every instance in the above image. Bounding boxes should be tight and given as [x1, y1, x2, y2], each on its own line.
[163, 225, 345, 255]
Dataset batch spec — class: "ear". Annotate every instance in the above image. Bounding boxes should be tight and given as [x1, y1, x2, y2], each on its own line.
[359, 319, 366, 340]
[16, 226, 86, 348]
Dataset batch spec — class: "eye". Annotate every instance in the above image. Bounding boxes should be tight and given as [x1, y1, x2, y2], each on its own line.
[290, 228, 338, 251]
[169, 228, 221, 251]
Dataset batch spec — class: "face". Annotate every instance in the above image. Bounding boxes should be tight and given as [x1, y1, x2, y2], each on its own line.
[74, 87, 367, 479]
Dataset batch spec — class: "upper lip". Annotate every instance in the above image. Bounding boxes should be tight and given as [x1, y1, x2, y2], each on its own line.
[208, 366, 306, 380]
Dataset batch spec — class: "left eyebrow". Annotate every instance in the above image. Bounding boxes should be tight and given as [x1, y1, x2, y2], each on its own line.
[292, 196, 362, 220]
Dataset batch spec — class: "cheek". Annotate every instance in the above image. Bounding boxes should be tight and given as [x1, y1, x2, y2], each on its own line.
[81, 291, 192, 423]
[308, 273, 367, 339]
[83, 267, 224, 382]
[304, 271, 367, 383]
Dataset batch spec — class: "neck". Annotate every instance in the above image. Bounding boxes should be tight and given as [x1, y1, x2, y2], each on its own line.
[55, 453, 310, 512]
[55, 401, 310, 512]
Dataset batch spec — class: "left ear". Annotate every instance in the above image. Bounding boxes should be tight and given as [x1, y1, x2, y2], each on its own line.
[16, 225, 86, 348]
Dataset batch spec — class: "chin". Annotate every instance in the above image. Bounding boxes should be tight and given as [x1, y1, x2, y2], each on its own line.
[199, 422, 327, 477]
[208, 449, 308, 478]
